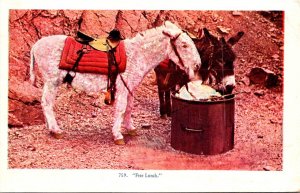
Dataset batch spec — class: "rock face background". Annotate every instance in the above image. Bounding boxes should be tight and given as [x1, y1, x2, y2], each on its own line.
[8, 10, 283, 127]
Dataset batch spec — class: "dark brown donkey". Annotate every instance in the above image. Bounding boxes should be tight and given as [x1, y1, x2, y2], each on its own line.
[154, 28, 244, 117]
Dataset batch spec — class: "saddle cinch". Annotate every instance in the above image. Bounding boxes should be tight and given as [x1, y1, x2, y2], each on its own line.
[59, 29, 127, 105]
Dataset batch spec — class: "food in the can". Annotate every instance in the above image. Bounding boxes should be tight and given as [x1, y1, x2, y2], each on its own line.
[175, 80, 221, 101]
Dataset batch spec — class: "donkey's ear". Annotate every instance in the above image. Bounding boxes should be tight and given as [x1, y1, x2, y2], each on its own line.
[164, 20, 175, 28]
[221, 37, 227, 44]
[227, 31, 244, 46]
[163, 20, 182, 39]
[162, 30, 180, 39]
[197, 28, 203, 38]
[162, 27, 181, 40]
[203, 28, 211, 37]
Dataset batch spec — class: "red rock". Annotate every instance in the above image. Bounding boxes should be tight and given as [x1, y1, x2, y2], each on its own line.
[217, 26, 231, 34]
[232, 11, 243, 16]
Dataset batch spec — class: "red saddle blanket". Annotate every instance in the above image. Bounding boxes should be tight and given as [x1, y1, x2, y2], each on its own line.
[159, 58, 170, 69]
[59, 37, 127, 74]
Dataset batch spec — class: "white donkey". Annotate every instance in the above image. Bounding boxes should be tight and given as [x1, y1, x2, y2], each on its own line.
[29, 21, 201, 145]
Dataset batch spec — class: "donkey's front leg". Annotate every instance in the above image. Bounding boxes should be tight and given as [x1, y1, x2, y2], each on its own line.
[112, 89, 129, 145]
[122, 93, 137, 136]
[42, 81, 63, 139]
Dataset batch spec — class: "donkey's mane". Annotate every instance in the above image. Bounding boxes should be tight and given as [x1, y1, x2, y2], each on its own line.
[123, 24, 168, 69]
[129, 25, 165, 43]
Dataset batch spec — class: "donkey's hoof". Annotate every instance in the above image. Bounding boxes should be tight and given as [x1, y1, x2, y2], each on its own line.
[128, 129, 138, 136]
[114, 139, 125, 145]
[50, 131, 64, 139]
[160, 114, 168, 119]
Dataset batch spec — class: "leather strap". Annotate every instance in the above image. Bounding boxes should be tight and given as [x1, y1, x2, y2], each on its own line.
[63, 45, 88, 84]
[105, 41, 119, 105]
[169, 33, 186, 70]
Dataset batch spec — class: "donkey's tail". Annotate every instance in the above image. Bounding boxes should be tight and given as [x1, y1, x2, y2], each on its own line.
[29, 44, 36, 85]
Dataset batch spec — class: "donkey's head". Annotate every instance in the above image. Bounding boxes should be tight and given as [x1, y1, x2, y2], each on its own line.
[193, 28, 244, 94]
[162, 21, 201, 80]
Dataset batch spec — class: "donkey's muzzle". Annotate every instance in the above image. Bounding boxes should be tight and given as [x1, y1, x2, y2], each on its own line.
[215, 84, 235, 95]
[194, 64, 200, 71]
[225, 85, 235, 94]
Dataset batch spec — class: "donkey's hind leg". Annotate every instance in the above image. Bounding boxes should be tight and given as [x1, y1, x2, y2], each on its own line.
[42, 81, 63, 139]
[165, 89, 172, 117]
[158, 90, 168, 118]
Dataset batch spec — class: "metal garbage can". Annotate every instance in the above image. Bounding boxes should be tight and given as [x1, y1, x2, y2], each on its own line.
[171, 94, 235, 155]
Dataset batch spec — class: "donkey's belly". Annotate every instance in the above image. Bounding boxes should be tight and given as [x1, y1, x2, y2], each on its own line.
[70, 73, 107, 95]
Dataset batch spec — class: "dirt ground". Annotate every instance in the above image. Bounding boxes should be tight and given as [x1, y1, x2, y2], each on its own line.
[8, 71, 283, 170]
[8, 11, 283, 170]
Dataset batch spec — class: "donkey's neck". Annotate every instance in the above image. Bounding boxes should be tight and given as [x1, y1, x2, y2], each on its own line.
[124, 26, 170, 74]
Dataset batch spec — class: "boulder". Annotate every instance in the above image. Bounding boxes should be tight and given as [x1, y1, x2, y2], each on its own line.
[8, 78, 44, 126]
[248, 67, 279, 88]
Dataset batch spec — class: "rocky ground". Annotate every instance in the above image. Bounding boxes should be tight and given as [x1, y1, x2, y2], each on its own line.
[8, 71, 283, 170]
[8, 11, 283, 170]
